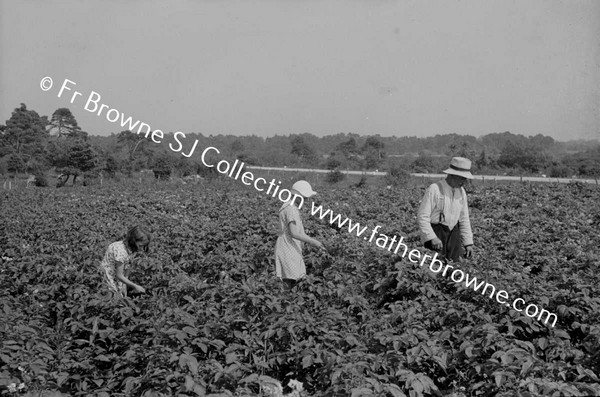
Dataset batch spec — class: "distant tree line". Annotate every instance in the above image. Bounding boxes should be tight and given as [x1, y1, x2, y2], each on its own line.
[1, 103, 599, 185]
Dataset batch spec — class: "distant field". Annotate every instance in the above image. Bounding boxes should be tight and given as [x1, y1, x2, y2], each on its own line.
[246, 166, 600, 185]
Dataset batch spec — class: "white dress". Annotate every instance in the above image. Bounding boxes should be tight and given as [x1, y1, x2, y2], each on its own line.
[275, 201, 306, 280]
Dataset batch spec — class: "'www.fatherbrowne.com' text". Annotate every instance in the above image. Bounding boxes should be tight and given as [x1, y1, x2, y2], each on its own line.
[309, 202, 558, 328]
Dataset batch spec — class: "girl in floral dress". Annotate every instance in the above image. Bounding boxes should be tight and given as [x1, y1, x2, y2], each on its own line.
[100, 225, 152, 297]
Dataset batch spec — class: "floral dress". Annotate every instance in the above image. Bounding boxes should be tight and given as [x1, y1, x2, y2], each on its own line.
[100, 241, 131, 297]
[275, 201, 306, 280]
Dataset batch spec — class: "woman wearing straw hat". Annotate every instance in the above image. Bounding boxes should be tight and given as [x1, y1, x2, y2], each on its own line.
[417, 157, 474, 262]
[275, 180, 327, 290]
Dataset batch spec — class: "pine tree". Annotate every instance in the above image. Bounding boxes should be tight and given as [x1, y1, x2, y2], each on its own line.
[50, 139, 97, 186]
[1, 103, 49, 157]
[475, 150, 488, 169]
[49, 108, 87, 139]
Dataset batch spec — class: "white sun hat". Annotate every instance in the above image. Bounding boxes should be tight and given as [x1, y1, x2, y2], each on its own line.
[443, 157, 474, 179]
[291, 180, 317, 198]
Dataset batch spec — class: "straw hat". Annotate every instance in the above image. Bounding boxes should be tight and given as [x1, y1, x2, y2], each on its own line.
[443, 157, 474, 179]
[291, 180, 317, 198]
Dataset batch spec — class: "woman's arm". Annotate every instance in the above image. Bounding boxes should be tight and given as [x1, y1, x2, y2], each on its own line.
[114, 261, 145, 293]
[289, 221, 324, 250]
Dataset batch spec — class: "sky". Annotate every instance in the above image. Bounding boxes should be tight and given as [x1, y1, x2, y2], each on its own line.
[1, 0, 599, 141]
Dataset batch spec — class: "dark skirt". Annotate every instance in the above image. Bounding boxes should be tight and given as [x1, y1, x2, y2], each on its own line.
[423, 222, 463, 262]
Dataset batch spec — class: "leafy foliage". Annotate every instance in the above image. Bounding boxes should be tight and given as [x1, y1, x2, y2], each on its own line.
[497, 142, 549, 173]
[6, 154, 26, 175]
[2, 104, 599, 179]
[32, 172, 49, 187]
[563, 146, 600, 177]
[411, 153, 447, 174]
[151, 156, 173, 180]
[325, 170, 345, 184]
[290, 137, 317, 163]
[117, 130, 148, 162]
[1, 179, 599, 396]
[48, 138, 98, 184]
[385, 166, 410, 187]
[67, 140, 97, 172]
[362, 137, 385, 170]
[0, 103, 49, 157]
[49, 108, 87, 140]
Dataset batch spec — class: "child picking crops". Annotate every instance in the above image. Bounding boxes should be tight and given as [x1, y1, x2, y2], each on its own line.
[100, 225, 151, 298]
[275, 180, 327, 290]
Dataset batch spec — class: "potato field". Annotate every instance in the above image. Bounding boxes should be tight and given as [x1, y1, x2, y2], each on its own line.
[1, 177, 599, 397]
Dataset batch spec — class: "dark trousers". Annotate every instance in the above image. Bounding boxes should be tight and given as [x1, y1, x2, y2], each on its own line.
[424, 223, 463, 262]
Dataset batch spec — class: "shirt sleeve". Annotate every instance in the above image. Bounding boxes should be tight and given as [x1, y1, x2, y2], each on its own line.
[459, 188, 474, 246]
[285, 205, 304, 249]
[276, 212, 284, 236]
[287, 205, 302, 229]
[417, 185, 439, 243]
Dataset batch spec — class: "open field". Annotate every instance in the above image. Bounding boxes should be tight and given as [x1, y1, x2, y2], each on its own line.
[1, 177, 599, 396]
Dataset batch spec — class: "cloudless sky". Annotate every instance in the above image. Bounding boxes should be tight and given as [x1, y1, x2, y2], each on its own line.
[1, 0, 599, 140]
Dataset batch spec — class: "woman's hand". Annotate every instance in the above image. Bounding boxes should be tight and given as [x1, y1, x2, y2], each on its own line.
[134, 285, 146, 294]
[314, 240, 328, 253]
